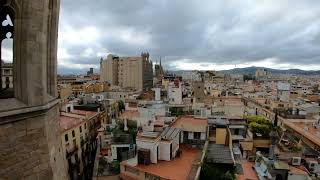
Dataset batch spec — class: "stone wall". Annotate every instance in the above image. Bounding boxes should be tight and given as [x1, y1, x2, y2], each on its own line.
[0, 0, 67, 179]
[0, 104, 68, 179]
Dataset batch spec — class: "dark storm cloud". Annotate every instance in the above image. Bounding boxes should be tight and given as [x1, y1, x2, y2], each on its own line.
[57, 0, 320, 73]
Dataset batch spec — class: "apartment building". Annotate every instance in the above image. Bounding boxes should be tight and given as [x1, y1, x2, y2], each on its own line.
[60, 104, 104, 180]
[100, 52, 153, 91]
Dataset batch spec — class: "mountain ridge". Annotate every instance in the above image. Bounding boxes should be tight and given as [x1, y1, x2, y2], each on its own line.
[169, 66, 320, 75]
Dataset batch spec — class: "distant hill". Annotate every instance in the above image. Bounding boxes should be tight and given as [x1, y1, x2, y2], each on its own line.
[169, 66, 320, 76]
[219, 66, 320, 75]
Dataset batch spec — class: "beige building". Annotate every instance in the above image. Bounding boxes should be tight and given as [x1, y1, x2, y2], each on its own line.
[255, 68, 267, 78]
[58, 83, 73, 102]
[60, 108, 102, 180]
[100, 53, 153, 91]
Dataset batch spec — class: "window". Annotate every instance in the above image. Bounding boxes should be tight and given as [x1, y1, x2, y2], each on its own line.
[72, 130, 75, 137]
[194, 132, 201, 139]
[84, 123, 87, 129]
[79, 126, 82, 133]
[0, 5, 14, 99]
[234, 129, 240, 135]
[65, 134, 69, 142]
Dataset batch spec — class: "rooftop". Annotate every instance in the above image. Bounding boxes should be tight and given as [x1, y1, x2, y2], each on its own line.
[206, 143, 234, 164]
[72, 109, 98, 117]
[122, 145, 200, 180]
[274, 161, 289, 170]
[236, 162, 258, 180]
[60, 115, 83, 132]
[160, 127, 181, 140]
[288, 165, 309, 176]
[172, 116, 208, 132]
[284, 121, 320, 148]
[60, 110, 98, 132]
[119, 110, 139, 120]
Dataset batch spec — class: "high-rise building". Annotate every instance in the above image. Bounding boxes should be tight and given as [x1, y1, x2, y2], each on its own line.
[86, 67, 94, 76]
[100, 52, 153, 91]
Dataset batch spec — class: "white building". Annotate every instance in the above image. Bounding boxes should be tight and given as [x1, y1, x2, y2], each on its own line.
[168, 82, 183, 104]
[136, 127, 181, 164]
[277, 82, 291, 102]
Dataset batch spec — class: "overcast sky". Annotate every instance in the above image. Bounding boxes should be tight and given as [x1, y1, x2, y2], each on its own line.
[2, 0, 320, 74]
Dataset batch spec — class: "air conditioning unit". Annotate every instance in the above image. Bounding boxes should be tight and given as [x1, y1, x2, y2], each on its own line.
[292, 157, 301, 166]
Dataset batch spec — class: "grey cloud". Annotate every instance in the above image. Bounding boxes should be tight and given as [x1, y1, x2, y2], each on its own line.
[57, 0, 320, 73]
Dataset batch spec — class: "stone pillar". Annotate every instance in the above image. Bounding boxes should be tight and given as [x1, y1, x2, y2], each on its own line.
[0, 0, 68, 179]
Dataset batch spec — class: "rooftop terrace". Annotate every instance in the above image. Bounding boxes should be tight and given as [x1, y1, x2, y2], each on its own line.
[121, 145, 200, 180]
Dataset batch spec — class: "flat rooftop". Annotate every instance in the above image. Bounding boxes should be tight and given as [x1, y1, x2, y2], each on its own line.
[60, 115, 82, 132]
[122, 145, 200, 180]
[60, 110, 98, 132]
[236, 162, 258, 180]
[172, 116, 208, 132]
[284, 121, 320, 148]
[119, 110, 139, 120]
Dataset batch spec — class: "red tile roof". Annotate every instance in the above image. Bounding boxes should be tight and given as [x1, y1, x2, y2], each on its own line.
[289, 165, 309, 176]
[237, 162, 258, 180]
[122, 145, 199, 180]
[60, 110, 98, 132]
[60, 115, 83, 131]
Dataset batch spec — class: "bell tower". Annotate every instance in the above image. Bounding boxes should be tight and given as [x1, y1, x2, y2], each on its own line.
[0, 0, 68, 179]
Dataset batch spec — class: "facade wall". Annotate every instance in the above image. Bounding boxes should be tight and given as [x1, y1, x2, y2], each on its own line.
[100, 54, 153, 91]
[61, 119, 89, 173]
[168, 85, 183, 104]
[188, 132, 194, 139]
[200, 132, 206, 140]
[136, 139, 159, 164]
[216, 128, 227, 144]
[110, 144, 132, 161]
[193, 81, 205, 103]
[0, 105, 68, 179]
[159, 141, 171, 161]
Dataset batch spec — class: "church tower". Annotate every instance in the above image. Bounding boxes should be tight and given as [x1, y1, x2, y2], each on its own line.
[0, 0, 68, 179]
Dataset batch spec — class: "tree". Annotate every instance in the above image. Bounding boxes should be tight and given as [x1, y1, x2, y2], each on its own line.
[245, 115, 281, 138]
[201, 163, 235, 180]
[118, 100, 125, 112]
